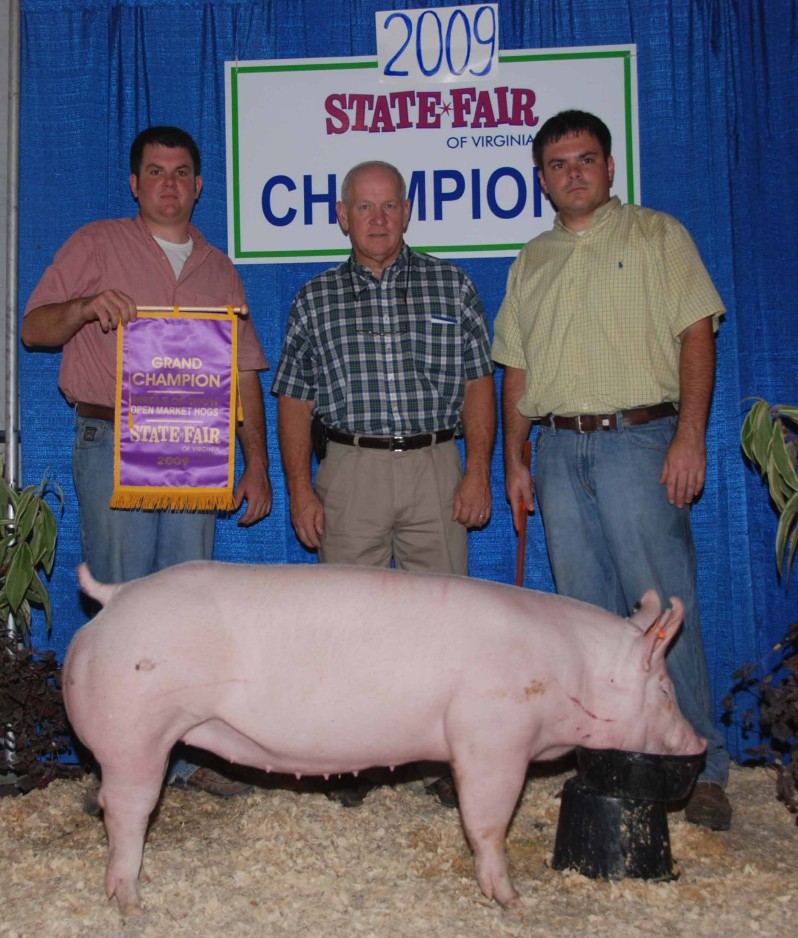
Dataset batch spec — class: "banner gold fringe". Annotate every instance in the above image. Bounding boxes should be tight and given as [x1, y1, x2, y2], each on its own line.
[109, 491, 237, 511]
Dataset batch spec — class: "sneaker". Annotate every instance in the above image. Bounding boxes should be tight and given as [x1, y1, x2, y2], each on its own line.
[324, 780, 377, 808]
[178, 766, 253, 799]
[684, 782, 732, 830]
[82, 776, 102, 817]
[424, 775, 459, 809]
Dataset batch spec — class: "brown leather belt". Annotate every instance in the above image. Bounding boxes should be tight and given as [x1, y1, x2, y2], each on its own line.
[542, 402, 678, 433]
[76, 402, 115, 423]
[326, 427, 455, 451]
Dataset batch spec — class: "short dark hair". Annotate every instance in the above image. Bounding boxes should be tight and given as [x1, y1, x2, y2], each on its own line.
[129, 126, 201, 177]
[532, 110, 612, 169]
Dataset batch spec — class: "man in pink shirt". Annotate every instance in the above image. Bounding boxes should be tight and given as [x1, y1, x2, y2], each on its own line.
[23, 126, 271, 797]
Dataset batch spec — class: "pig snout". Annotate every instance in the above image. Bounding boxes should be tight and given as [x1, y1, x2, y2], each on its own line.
[660, 727, 708, 759]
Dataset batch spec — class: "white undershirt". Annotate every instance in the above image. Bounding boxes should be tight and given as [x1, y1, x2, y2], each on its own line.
[155, 235, 193, 278]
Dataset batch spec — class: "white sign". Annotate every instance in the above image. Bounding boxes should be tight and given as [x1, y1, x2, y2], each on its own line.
[225, 46, 638, 264]
[376, 4, 499, 83]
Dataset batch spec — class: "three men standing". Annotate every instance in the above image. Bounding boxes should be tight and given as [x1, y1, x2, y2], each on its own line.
[24, 116, 731, 827]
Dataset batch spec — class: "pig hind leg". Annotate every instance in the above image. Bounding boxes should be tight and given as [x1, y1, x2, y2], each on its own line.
[98, 756, 167, 916]
[453, 750, 528, 908]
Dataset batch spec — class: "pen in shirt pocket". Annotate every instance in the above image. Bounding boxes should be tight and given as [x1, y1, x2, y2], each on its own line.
[430, 314, 457, 325]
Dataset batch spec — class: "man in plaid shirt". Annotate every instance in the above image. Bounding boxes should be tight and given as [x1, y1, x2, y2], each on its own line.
[273, 160, 495, 577]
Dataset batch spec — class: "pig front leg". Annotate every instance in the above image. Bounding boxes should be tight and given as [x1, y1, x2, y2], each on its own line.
[453, 752, 529, 909]
[98, 758, 167, 916]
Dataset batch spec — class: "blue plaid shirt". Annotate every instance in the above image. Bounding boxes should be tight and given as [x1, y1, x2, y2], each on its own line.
[271, 245, 493, 436]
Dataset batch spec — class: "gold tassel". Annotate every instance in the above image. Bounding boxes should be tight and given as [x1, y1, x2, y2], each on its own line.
[110, 492, 236, 511]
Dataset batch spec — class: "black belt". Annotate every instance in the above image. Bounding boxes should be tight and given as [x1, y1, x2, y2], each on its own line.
[325, 427, 455, 451]
[542, 402, 678, 433]
[76, 402, 115, 423]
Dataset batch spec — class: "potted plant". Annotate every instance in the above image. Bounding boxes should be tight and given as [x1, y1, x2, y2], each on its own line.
[741, 399, 798, 581]
[726, 400, 798, 820]
[0, 460, 73, 795]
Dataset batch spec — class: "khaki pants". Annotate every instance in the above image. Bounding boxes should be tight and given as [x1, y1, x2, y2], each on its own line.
[315, 439, 467, 575]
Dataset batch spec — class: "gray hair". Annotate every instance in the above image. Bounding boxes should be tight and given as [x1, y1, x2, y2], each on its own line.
[340, 161, 407, 203]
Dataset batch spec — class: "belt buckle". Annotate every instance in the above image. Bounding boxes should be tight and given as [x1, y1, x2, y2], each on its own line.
[575, 414, 585, 434]
[391, 436, 407, 451]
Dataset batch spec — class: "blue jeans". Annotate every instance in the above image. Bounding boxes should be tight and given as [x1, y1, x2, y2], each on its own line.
[73, 410, 216, 781]
[73, 412, 215, 582]
[534, 415, 729, 787]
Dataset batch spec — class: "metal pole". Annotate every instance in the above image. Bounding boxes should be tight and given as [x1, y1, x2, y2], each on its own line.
[4, 0, 19, 493]
[3, 0, 21, 775]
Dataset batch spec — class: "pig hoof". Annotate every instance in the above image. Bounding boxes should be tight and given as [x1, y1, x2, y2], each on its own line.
[119, 903, 144, 918]
[500, 894, 523, 913]
[109, 880, 143, 917]
[114, 894, 144, 918]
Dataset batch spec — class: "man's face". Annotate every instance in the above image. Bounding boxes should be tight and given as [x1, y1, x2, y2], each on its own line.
[537, 130, 614, 231]
[129, 143, 202, 238]
[336, 166, 410, 277]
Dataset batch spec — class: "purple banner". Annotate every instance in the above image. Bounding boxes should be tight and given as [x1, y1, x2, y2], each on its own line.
[111, 312, 237, 510]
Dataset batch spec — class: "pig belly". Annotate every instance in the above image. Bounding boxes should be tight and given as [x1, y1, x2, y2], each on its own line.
[180, 682, 547, 778]
[181, 710, 445, 776]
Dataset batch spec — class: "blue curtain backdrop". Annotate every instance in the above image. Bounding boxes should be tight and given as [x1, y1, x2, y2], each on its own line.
[16, 0, 798, 762]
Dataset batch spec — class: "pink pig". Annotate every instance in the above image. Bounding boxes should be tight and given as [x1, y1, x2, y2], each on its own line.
[63, 561, 705, 915]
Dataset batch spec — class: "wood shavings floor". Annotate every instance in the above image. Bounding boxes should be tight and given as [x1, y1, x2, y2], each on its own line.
[0, 761, 795, 937]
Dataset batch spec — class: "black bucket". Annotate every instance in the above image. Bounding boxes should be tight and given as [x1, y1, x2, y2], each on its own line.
[574, 748, 704, 802]
[552, 777, 675, 880]
[551, 747, 704, 881]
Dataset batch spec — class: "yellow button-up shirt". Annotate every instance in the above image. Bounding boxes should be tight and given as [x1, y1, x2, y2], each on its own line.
[491, 197, 725, 417]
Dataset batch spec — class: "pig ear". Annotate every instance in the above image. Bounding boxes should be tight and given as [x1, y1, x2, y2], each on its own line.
[641, 597, 684, 671]
[629, 590, 661, 633]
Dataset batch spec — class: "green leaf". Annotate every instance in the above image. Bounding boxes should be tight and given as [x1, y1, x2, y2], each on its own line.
[750, 400, 776, 471]
[27, 571, 52, 628]
[29, 501, 58, 571]
[13, 598, 32, 632]
[14, 489, 40, 544]
[741, 398, 766, 462]
[774, 404, 798, 424]
[5, 485, 19, 511]
[767, 458, 787, 511]
[0, 465, 60, 640]
[770, 420, 798, 494]
[775, 491, 798, 576]
[784, 523, 798, 587]
[4, 541, 35, 614]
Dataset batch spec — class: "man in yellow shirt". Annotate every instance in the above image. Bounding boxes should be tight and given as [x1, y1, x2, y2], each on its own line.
[493, 110, 731, 830]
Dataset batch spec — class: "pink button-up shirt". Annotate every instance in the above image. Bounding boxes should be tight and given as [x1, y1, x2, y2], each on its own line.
[24, 214, 268, 407]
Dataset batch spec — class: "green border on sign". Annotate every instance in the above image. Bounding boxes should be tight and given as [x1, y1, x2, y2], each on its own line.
[228, 50, 637, 262]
